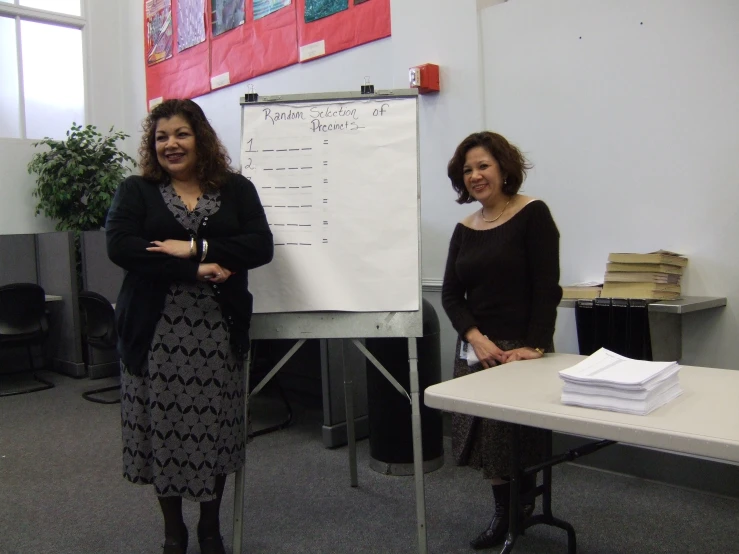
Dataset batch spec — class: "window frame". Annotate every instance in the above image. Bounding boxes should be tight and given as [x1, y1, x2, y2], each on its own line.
[0, 0, 88, 139]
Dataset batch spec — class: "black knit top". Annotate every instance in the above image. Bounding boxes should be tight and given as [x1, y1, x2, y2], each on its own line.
[441, 200, 562, 348]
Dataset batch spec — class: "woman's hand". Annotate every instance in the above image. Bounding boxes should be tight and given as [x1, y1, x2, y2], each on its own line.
[465, 327, 506, 369]
[501, 347, 544, 364]
[146, 239, 192, 259]
[197, 263, 234, 284]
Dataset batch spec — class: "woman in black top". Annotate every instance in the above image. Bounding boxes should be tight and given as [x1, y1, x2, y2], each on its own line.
[106, 99, 273, 554]
[441, 131, 562, 550]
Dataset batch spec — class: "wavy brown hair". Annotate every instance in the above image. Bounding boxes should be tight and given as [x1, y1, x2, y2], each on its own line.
[138, 99, 232, 189]
[447, 131, 532, 204]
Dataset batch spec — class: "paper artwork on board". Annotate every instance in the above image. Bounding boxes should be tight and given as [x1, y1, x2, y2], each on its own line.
[177, 0, 206, 52]
[254, 0, 291, 21]
[146, 0, 173, 65]
[304, 0, 348, 23]
[212, 0, 245, 36]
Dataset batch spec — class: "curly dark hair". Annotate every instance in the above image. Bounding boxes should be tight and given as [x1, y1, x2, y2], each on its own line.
[447, 131, 532, 204]
[138, 99, 233, 189]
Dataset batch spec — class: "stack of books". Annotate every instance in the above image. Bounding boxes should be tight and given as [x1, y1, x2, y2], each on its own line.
[562, 281, 602, 299]
[600, 250, 687, 299]
[558, 348, 683, 415]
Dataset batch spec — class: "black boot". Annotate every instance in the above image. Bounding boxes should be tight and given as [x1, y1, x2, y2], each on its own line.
[470, 483, 510, 550]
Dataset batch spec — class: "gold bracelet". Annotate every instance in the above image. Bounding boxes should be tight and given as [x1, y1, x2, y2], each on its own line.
[534, 347, 545, 356]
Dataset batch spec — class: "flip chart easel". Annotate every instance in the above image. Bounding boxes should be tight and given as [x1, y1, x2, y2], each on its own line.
[233, 89, 429, 554]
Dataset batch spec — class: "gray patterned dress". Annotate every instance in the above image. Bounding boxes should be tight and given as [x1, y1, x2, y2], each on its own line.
[120, 183, 245, 502]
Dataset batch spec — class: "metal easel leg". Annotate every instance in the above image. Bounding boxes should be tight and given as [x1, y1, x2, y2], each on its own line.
[341, 340, 358, 487]
[408, 338, 428, 554]
[232, 350, 252, 554]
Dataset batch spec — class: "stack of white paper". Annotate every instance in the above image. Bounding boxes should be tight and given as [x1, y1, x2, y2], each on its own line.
[558, 348, 683, 415]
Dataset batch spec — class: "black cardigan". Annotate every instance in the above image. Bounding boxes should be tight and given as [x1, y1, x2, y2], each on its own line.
[106, 173, 273, 375]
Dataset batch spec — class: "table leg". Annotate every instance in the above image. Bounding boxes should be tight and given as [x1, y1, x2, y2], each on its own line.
[232, 352, 252, 554]
[342, 340, 359, 487]
[408, 338, 428, 554]
[500, 424, 521, 553]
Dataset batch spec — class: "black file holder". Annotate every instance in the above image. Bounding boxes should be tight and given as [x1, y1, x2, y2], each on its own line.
[627, 299, 653, 360]
[574, 297, 653, 360]
[593, 298, 613, 351]
[609, 298, 630, 356]
[574, 300, 597, 355]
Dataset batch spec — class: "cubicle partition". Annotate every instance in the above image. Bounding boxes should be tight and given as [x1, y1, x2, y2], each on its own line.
[36, 231, 85, 377]
[0, 234, 37, 285]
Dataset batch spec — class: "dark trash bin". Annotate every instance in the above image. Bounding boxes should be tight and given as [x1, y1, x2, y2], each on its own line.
[365, 299, 444, 475]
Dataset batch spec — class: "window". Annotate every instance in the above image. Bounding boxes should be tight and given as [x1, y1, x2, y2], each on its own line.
[0, 0, 85, 140]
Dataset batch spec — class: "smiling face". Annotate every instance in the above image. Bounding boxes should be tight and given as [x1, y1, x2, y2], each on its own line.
[463, 146, 505, 205]
[154, 115, 198, 181]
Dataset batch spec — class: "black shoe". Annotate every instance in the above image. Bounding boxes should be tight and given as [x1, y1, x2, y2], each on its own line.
[470, 482, 510, 550]
[199, 534, 226, 554]
[162, 527, 188, 554]
[470, 514, 508, 550]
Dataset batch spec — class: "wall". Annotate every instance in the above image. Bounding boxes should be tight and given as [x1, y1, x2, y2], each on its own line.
[480, 0, 739, 370]
[119, 0, 494, 379]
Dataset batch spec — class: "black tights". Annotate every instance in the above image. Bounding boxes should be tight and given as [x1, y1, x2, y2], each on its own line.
[158, 474, 227, 541]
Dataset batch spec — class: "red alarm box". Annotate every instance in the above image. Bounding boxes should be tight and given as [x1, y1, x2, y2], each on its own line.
[409, 63, 440, 94]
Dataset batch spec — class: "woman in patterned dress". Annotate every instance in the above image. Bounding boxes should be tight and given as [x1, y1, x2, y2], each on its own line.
[106, 99, 273, 554]
[441, 131, 562, 549]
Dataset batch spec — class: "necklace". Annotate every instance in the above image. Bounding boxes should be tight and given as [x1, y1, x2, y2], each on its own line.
[480, 199, 511, 223]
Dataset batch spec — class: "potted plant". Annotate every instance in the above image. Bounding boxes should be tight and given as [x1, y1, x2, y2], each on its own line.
[28, 123, 136, 232]
[28, 123, 136, 291]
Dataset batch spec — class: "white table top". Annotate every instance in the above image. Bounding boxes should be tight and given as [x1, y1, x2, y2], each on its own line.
[425, 353, 739, 464]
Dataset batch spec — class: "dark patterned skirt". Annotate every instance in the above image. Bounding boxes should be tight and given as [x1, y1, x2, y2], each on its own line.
[121, 283, 246, 502]
[451, 337, 550, 479]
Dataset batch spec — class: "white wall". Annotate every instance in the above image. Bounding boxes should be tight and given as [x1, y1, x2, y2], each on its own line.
[480, 0, 739, 369]
[119, 0, 489, 378]
[7, 0, 734, 378]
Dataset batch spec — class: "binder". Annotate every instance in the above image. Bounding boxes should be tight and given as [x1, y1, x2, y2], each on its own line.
[627, 299, 653, 360]
[594, 298, 613, 351]
[609, 298, 630, 356]
[575, 299, 597, 355]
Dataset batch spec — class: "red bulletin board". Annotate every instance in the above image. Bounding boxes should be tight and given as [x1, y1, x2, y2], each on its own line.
[295, 0, 391, 62]
[145, 0, 211, 105]
[210, 1, 298, 88]
[144, 0, 392, 107]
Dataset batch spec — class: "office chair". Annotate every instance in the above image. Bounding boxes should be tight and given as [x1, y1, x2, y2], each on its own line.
[78, 291, 120, 404]
[0, 283, 54, 397]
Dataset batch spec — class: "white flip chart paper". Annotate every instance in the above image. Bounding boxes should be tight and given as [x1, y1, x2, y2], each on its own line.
[241, 97, 420, 313]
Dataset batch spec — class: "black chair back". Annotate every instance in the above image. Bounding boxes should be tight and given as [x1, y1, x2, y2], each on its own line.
[78, 291, 120, 404]
[0, 283, 47, 341]
[78, 291, 117, 350]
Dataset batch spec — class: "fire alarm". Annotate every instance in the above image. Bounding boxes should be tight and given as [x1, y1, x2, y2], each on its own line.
[409, 63, 440, 94]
